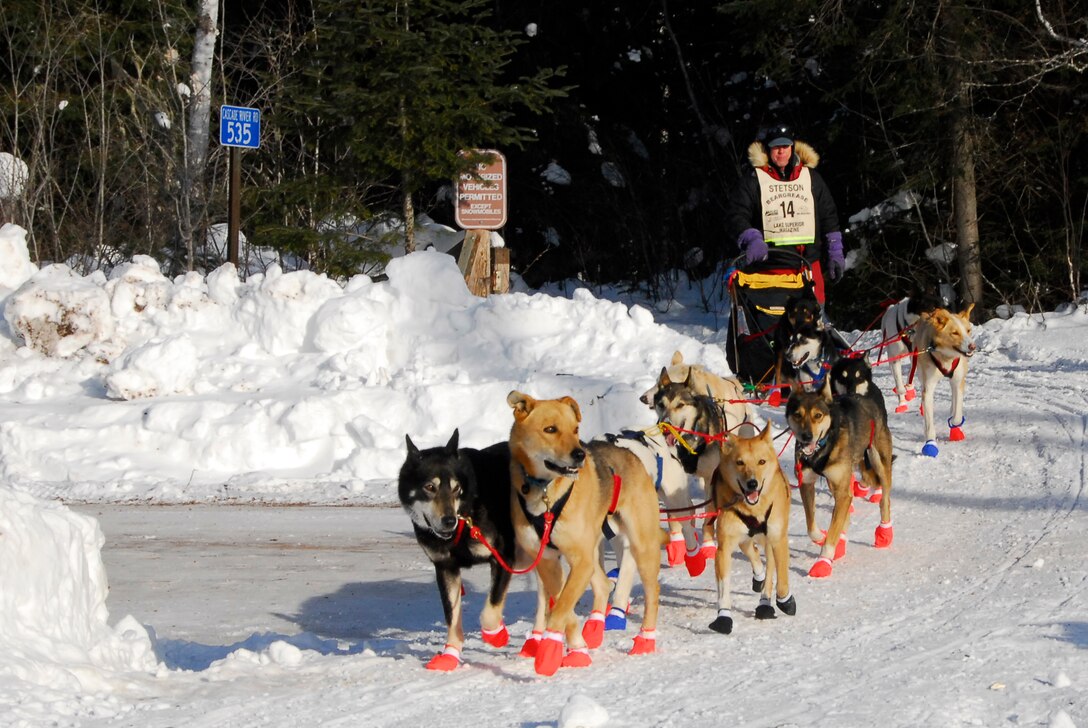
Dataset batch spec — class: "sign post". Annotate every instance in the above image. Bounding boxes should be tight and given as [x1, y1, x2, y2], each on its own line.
[455, 150, 508, 295]
[219, 105, 261, 268]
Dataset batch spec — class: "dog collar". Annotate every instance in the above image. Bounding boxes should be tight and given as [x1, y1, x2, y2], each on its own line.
[519, 465, 553, 494]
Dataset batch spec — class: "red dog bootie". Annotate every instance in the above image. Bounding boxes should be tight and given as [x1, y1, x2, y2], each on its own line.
[535, 630, 565, 676]
[949, 416, 966, 442]
[699, 538, 717, 561]
[582, 610, 605, 649]
[808, 557, 833, 578]
[481, 622, 509, 648]
[630, 629, 656, 655]
[818, 530, 847, 560]
[852, 477, 870, 499]
[685, 545, 707, 578]
[519, 630, 542, 658]
[426, 644, 462, 671]
[666, 532, 686, 566]
[562, 647, 592, 668]
[768, 389, 784, 408]
[874, 520, 894, 548]
[868, 488, 883, 504]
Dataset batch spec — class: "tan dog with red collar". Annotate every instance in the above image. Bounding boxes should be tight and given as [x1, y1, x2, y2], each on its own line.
[507, 391, 663, 677]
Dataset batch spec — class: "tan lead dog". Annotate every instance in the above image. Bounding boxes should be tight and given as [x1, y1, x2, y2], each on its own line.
[708, 423, 795, 634]
[911, 304, 977, 457]
[507, 391, 662, 677]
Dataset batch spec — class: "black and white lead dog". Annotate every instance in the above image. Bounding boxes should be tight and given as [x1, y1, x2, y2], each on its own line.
[398, 430, 516, 671]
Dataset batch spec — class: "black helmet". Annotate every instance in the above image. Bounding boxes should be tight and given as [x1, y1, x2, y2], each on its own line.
[760, 123, 794, 148]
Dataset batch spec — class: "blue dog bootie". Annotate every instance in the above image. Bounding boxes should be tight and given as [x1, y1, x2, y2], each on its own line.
[921, 440, 939, 457]
[605, 604, 628, 631]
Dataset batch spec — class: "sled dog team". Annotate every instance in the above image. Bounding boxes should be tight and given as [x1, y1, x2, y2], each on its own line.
[399, 298, 977, 676]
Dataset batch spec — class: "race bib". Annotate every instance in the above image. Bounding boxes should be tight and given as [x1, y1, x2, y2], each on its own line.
[756, 167, 816, 247]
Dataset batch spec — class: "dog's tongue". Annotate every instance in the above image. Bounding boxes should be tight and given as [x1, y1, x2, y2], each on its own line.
[745, 491, 760, 505]
[665, 432, 677, 447]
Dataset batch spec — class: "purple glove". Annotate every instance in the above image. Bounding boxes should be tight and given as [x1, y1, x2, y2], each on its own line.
[826, 231, 845, 281]
[738, 228, 768, 264]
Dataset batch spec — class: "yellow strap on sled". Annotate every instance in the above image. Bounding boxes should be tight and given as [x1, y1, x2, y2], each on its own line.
[733, 270, 808, 290]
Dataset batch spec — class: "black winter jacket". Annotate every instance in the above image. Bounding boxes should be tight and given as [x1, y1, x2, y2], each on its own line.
[724, 140, 840, 268]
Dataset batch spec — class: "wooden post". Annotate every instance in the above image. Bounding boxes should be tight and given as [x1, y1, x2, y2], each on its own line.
[492, 247, 510, 294]
[458, 229, 492, 296]
[227, 146, 241, 267]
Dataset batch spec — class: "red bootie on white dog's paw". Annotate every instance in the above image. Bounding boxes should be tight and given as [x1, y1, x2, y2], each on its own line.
[699, 539, 717, 561]
[768, 390, 783, 408]
[629, 630, 656, 655]
[534, 631, 565, 676]
[519, 630, 542, 658]
[582, 611, 605, 649]
[426, 645, 462, 671]
[808, 557, 833, 578]
[874, 521, 894, 548]
[949, 417, 966, 442]
[684, 547, 707, 578]
[666, 533, 686, 566]
[481, 622, 509, 648]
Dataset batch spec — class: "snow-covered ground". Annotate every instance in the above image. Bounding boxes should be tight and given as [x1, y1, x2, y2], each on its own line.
[0, 221, 1085, 727]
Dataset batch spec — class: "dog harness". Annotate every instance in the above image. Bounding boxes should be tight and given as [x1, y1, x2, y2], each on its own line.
[731, 503, 772, 538]
[516, 468, 622, 547]
[517, 481, 572, 551]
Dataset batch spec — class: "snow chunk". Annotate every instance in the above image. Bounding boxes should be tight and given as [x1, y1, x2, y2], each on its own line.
[0, 152, 29, 199]
[0, 487, 159, 696]
[5, 264, 115, 357]
[0, 223, 38, 291]
[558, 693, 609, 728]
[541, 161, 572, 185]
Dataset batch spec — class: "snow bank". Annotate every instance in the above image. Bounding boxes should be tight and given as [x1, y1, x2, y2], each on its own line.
[0, 486, 158, 708]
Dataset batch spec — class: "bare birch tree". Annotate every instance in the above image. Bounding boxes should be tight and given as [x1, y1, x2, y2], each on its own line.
[180, 0, 219, 270]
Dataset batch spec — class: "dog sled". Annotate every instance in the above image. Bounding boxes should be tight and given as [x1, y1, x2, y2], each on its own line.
[724, 249, 818, 386]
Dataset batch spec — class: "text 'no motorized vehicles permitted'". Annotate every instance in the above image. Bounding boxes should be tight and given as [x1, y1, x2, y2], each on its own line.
[455, 150, 507, 230]
[219, 105, 261, 149]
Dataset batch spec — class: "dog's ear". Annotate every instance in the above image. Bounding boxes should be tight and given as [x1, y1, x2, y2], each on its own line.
[960, 302, 975, 322]
[658, 366, 672, 386]
[445, 429, 459, 453]
[930, 309, 951, 328]
[670, 350, 684, 366]
[760, 421, 775, 443]
[405, 434, 420, 457]
[819, 376, 834, 402]
[507, 390, 535, 420]
[682, 367, 694, 388]
[559, 396, 582, 422]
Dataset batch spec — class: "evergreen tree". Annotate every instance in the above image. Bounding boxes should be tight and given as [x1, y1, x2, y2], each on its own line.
[268, 0, 565, 262]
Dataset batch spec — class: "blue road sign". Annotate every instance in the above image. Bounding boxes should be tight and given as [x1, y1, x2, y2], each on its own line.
[219, 105, 261, 149]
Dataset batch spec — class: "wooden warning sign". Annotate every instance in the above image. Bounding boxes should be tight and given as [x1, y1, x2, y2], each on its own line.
[455, 150, 507, 230]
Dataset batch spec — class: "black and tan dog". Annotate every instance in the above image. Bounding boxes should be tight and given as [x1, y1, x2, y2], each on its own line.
[507, 391, 663, 677]
[782, 321, 844, 394]
[708, 423, 796, 635]
[785, 381, 894, 578]
[398, 430, 516, 671]
[773, 294, 822, 401]
[830, 355, 887, 424]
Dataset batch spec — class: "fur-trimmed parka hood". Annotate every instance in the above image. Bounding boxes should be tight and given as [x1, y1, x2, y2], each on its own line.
[747, 139, 820, 169]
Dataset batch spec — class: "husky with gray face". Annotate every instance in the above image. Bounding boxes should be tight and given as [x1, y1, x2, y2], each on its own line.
[398, 430, 515, 671]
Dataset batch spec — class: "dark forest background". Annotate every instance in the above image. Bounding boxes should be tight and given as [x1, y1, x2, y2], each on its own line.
[2, 0, 1085, 326]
